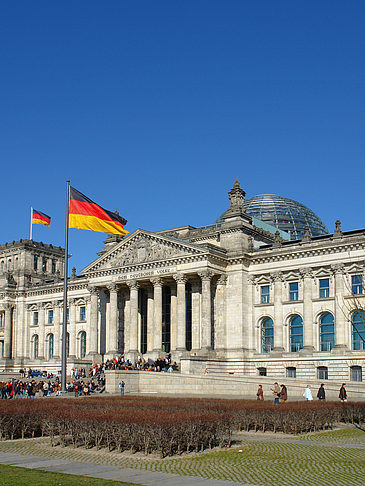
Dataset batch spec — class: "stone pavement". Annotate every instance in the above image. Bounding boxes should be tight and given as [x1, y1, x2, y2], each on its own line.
[0, 451, 254, 486]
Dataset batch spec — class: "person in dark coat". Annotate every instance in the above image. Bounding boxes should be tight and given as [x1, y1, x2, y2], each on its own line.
[279, 384, 287, 403]
[317, 384, 326, 401]
[339, 383, 347, 402]
[256, 384, 264, 401]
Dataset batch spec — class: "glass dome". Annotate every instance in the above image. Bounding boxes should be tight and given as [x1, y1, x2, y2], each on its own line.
[244, 194, 328, 240]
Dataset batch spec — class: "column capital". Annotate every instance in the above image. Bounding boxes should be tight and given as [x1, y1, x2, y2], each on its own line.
[88, 286, 99, 296]
[173, 273, 188, 284]
[270, 271, 283, 283]
[198, 270, 214, 281]
[150, 277, 163, 287]
[107, 283, 118, 292]
[331, 263, 345, 275]
[127, 279, 140, 290]
[216, 274, 227, 286]
[300, 267, 313, 279]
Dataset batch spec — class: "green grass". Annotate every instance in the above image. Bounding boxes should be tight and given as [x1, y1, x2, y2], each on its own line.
[0, 464, 145, 486]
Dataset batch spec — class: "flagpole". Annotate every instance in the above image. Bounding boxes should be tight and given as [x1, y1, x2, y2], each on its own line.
[61, 181, 70, 393]
[30, 207, 33, 240]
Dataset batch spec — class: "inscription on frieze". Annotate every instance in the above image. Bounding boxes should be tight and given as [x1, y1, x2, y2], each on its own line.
[117, 267, 176, 281]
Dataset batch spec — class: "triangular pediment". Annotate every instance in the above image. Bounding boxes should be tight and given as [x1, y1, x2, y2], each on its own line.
[82, 229, 208, 274]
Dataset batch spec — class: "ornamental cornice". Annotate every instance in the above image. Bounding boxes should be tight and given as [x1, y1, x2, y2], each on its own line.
[251, 241, 365, 265]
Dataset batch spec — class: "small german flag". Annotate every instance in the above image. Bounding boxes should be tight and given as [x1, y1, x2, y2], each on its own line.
[32, 209, 51, 227]
[69, 186, 128, 235]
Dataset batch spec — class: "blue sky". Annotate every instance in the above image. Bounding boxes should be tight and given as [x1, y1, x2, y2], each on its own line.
[1, 1, 364, 273]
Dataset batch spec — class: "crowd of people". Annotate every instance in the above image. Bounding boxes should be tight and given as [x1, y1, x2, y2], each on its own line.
[0, 375, 106, 399]
[256, 382, 348, 403]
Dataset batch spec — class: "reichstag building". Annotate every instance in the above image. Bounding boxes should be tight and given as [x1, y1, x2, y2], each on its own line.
[0, 181, 364, 383]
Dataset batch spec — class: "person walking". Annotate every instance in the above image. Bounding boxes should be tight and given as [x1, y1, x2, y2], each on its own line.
[339, 383, 347, 402]
[304, 385, 313, 401]
[279, 384, 287, 403]
[271, 382, 281, 404]
[256, 384, 264, 401]
[317, 384, 326, 401]
[119, 380, 125, 396]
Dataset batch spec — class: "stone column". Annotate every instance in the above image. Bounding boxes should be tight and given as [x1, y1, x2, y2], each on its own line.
[69, 299, 77, 358]
[170, 286, 177, 351]
[127, 280, 139, 357]
[191, 281, 201, 351]
[151, 278, 163, 355]
[174, 274, 187, 352]
[147, 287, 154, 352]
[106, 284, 119, 356]
[272, 272, 284, 352]
[53, 301, 61, 359]
[88, 287, 99, 357]
[3, 304, 12, 359]
[214, 275, 227, 352]
[38, 303, 45, 359]
[247, 276, 256, 352]
[301, 268, 314, 353]
[198, 270, 213, 352]
[332, 264, 347, 351]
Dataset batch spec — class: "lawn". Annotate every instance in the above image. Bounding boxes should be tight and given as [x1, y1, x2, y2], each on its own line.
[0, 464, 145, 486]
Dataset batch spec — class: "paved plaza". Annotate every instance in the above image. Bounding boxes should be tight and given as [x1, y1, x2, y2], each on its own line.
[0, 427, 363, 485]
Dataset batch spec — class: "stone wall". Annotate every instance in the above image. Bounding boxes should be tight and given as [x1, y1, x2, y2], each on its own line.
[105, 370, 365, 401]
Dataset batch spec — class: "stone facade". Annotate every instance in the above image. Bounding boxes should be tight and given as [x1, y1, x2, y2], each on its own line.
[0, 181, 364, 384]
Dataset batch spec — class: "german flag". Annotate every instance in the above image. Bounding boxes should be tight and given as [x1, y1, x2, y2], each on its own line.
[32, 209, 51, 227]
[69, 186, 128, 235]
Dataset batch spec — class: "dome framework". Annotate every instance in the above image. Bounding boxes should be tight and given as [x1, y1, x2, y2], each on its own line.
[244, 194, 328, 240]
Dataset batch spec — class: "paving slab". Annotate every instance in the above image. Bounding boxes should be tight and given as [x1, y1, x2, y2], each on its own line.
[0, 451, 254, 486]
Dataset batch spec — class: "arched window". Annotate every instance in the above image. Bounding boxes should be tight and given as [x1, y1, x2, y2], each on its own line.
[48, 334, 54, 360]
[319, 313, 335, 351]
[352, 311, 365, 351]
[33, 335, 39, 359]
[261, 317, 274, 353]
[289, 315, 303, 352]
[80, 331, 86, 359]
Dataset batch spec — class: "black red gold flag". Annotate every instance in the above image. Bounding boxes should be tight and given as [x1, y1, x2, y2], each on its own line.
[68, 186, 128, 235]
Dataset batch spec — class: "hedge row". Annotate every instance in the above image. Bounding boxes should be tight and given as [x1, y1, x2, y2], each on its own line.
[0, 397, 364, 456]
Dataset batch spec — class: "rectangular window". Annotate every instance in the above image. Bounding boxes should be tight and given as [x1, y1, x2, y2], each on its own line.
[42, 257, 47, 272]
[319, 278, 330, 298]
[352, 275, 363, 295]
[48, 310, 53, 324]
[289, 282, 299, 301]
[33, 311, 39, 326]
[350, 366, 362, 382]
[317, 367, 328, 380]
[0, 341, 3, 359]
[66, 308, 69, 322]
[286, 367, 296, 378]
[51, 260, 56, 274]
[33, 255, 38, 271]
[79, 306, 86, 321]
[260, 285, 270, 304]
[0, 313, 4, 328]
